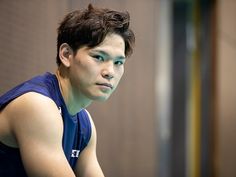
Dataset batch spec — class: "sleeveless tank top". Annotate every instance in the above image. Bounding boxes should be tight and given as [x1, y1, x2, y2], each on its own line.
[0, 72, 91, 176]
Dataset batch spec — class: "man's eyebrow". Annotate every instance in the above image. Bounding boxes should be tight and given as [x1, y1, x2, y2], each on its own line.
[91, 49, 126, 60]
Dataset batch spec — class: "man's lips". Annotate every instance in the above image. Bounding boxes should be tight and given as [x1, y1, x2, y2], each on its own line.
[96, 83, 113, 89]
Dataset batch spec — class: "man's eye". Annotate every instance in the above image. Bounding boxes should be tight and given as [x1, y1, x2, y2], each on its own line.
[93, 55, 104, 61]
[114, 61, 124, 66]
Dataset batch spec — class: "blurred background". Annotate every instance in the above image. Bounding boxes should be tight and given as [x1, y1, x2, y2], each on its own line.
[0, 0, 235, 177]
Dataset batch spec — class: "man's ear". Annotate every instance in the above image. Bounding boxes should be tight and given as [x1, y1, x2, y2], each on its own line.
[59, 43, 73, 67]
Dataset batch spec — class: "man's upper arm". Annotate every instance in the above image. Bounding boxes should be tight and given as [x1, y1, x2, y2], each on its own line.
[8, 92, 76, 177]
[74, 111, 104, 177]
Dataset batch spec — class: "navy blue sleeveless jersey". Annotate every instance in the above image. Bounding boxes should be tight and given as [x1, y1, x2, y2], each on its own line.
[0, 72, 92, 177]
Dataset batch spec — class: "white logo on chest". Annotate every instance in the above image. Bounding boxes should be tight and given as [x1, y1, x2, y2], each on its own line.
[71, 149, 80, 158]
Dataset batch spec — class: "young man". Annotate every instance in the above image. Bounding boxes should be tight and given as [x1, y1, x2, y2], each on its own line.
[0, 4, 135, 177]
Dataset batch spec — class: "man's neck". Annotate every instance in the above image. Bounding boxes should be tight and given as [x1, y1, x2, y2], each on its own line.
[55, 69, 92, 116]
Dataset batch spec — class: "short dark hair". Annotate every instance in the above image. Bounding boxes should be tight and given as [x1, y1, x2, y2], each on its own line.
[56, 4, 135, 66]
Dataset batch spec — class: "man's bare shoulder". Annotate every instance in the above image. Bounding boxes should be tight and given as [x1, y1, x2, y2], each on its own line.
[3, 92, 63, 146]
[5, 92, 60, 121]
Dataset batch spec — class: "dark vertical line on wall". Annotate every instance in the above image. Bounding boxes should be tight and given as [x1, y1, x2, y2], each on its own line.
[209, 0, 218, 177]
[171, 2, 188, 177]
[199, 0, 219, 176]
[200, 1, 212, 177]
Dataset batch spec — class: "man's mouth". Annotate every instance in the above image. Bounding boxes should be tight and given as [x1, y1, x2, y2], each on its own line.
[96, 83, 113, 89]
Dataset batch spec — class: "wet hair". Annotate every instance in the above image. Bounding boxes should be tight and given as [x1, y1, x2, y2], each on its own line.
[56, 4, 135, 66]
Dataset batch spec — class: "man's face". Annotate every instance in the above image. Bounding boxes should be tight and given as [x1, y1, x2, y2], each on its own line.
[69, 33, 126, 102]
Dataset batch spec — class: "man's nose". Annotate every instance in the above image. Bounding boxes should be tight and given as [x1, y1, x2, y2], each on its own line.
[101, 61, 114, 79]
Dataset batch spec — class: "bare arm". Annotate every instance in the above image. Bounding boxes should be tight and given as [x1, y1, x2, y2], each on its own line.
[7, 92, 76, 177]
[74, 110, 105, 177]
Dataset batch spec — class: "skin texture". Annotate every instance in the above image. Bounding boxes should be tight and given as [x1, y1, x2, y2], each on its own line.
[0, 33, 125, 177]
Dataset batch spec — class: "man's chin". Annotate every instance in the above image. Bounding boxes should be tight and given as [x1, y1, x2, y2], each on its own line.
[93, 94, 111, 102]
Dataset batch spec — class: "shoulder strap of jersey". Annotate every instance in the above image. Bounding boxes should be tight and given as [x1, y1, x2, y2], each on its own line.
[77, 109, 92, 151]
